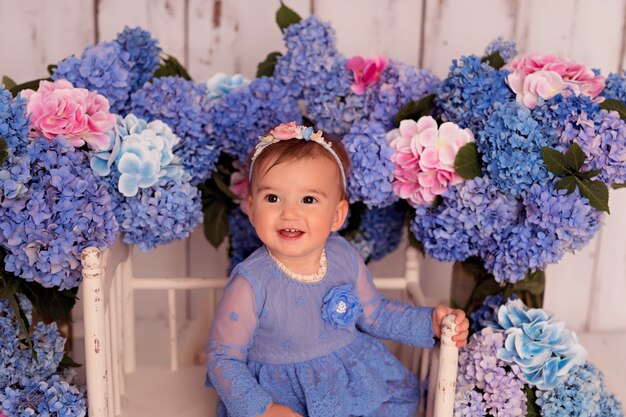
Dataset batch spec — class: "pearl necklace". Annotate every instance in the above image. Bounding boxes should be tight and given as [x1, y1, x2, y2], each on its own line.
[269, 249, 327, 283]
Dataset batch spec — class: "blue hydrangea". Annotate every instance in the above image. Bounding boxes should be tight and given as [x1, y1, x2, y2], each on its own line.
[129, 76, 219, 184]
[536, 362, 624, 417]
[91, 114, 183, 197]
[0, 154, 31, 201]
[469, 292, 517, 333]
[115, 170, 202, 251]
[0, 86, 29, 156]
[368, 60, 440, 128]
[560, 109, 626, 186]
[484, 37, 518, 62]
[532, 93, 601, 140]
[227, 207, 261, 272]
[359, 203, 405, 261]
[603, 70, 626, 103]
[411, 176, 518, 263]
[0, 375, 86, 417]
[205, 76, 302, 164]
[478, 101, 555, 197]
[0, 137, 118, 289]
[52, 41, 132, 114]
[454, 390, 487, 417]
[435, 55, 514, 133]
[344, 120, 396, 208]
[115, 26, 161, 91]
[204, 73, 250, 102]
[346, 233, 373, 261]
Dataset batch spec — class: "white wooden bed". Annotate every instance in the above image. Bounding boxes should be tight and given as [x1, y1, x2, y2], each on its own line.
[79, 241, 457, 417]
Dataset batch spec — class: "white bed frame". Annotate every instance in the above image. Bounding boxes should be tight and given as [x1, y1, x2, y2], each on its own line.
[80, 242, 457, 417]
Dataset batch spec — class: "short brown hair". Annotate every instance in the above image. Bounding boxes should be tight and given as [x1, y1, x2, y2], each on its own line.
[248, 137, 351, 198]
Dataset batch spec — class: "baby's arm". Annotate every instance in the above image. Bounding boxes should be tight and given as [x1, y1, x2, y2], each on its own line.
[206, 276, 274, 417]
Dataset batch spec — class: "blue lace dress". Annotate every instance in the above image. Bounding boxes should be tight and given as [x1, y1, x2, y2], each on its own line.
[205, 234, 435, 417]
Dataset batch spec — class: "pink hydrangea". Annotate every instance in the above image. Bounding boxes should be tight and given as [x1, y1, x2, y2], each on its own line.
[21, 79, 116, 151]
[387, 116, 473, 206]
[229, 161, 250, 215]
[507, 54, 605, 109]
[346, 55, 388, 94]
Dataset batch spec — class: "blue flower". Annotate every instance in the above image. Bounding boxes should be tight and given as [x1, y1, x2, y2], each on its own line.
[469, 292, 518, 333]
[603, 70, 626, 103]
[52, 41, 132, 114]
[0, 154, 31, 201]
[0, 86, 29, 156]
[227, 207, 262, 272]
[204, 73, 250, 102]
[321, 285, 362, 329]
[344, 120, 396, 208]
[435, 55, 514, 133]
[496, 299, 587, 390]
[360, 203, 405, 261]
[484, 37, 518, 62]
[205, 77, 302, 164]
[129, 76, 219, 184]
[114, 170, 202, 251]
[115, 26, 161, 91]
[347, 233, 373, 261]
[0, 137, 118, 289]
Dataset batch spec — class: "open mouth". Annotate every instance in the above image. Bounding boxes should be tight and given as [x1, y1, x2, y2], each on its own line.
[279, 228, 304, 238]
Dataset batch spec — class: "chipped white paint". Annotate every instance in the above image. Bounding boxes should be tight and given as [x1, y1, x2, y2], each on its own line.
[432, 315, 458, 417]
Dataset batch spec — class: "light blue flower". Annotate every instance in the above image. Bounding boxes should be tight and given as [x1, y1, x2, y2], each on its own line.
[321, 285, 363, 329]
[204, 73, 250, 101]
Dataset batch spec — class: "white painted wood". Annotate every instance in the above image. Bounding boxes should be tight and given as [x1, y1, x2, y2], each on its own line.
[122, 250, 136, 374]
[314, 0, 423, 66]
[109, 275, 122, 415]
[0, 0, 95, 82]
[168, 289, 179, 371]
[432, 315, 458, 417]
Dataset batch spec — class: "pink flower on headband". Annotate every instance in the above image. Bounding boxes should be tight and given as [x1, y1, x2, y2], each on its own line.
[346, 55, 388, 95]
[269, 121, 299, 140]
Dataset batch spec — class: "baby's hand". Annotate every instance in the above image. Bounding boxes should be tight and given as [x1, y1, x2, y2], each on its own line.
[432, 304, 469, 348]
[261, 402, 303, 417]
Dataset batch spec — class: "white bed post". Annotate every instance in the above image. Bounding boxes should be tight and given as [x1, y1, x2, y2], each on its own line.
[122, 249, 136, 373]
[81, 247, 110, 417]
[432, 315, 459, 417]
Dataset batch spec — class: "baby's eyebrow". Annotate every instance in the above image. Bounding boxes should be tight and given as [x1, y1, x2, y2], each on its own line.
[305, 189, 327, 197]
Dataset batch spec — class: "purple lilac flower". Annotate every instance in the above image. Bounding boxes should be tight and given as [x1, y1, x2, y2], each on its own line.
[484, 37, 518, 62]
[227, 207, 261, 273]
[536, 362, 624, 417]
[0, 137, 118, 289]
[559, 109, 626, 186]
[603, 71, 626, 103]
[205, 77, 302, 165]
[435, 55, 514, 133]
[344, 120, 396, 208]
[368, 60, 440, 128]
[52, 41, 132, 114]
[455, 327, 527, 416]
[115, 170, 202, 251]
[360, 203, 405, 261]
[0, 86, 29, 156]
[478, 101, 555, 197]
[0, 375, 86, 417]
[129, 76, 218, 184]
[115, 26, 161, 91]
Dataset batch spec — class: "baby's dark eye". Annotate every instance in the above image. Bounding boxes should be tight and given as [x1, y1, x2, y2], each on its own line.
[302, 196, 317, 204]
[265, 194, 279, 203]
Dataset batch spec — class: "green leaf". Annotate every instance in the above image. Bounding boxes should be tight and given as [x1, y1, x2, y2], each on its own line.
[19, 281, 78, 323]
[47, 64, 58, 76]
[0, 137, 8, 166]
[576, 168, 602, 180]
[58, 353, 81, 370]
[454, 142, 482, 179]
[575, 177, 610, 213]
[600, 98, 626, 120]
[564, 142, 586, 172]
[481, 51, 505, 70]
[9, 78, 49, 97]
[542, 146, 570, 176]
[256, 52, 282, 78]
[2, 76, 17, 90]
[276, 1, 302, 33]
[554, 176, 577, 194]
[393, 94, 434, 126]
[612, 182, 626, 189]
[524, 386, 541, 417]
[212, 170, 240, 201]
[153, 54, 192, 81]
[203, 200, 230, 248]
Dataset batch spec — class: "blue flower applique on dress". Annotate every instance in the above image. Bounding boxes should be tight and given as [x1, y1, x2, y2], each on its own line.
[321, 284, 363, 329]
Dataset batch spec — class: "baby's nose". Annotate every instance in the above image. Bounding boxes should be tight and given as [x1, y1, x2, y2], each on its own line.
[280, 201, 299, 219]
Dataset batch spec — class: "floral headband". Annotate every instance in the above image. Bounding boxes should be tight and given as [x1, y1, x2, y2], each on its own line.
[249, 122, 348, 192]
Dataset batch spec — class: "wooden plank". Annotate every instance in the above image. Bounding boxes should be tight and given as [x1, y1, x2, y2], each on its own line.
[187, 0, 310, 81]
[97, 0, 186, 63]
[314, 0, 423, 66]
[422, 0, 517, 77]
[0, 0, 95, 82]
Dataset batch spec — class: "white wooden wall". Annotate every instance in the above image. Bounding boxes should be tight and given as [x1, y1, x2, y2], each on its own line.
[2, 0, 626, 332]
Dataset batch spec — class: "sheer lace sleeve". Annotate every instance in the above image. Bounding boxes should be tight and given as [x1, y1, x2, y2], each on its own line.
[206, 275, 272, 417]
[353, 252, 436, 348]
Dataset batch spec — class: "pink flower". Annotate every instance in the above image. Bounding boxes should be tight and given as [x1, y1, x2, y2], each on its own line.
[269, 121, 299, 140]
[346, 55, 388, 94]
[506, 54, 605, 109]
[387, 116, 474, 206]
[21, 79, 116, 151]
[229, 161, 250, 215]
